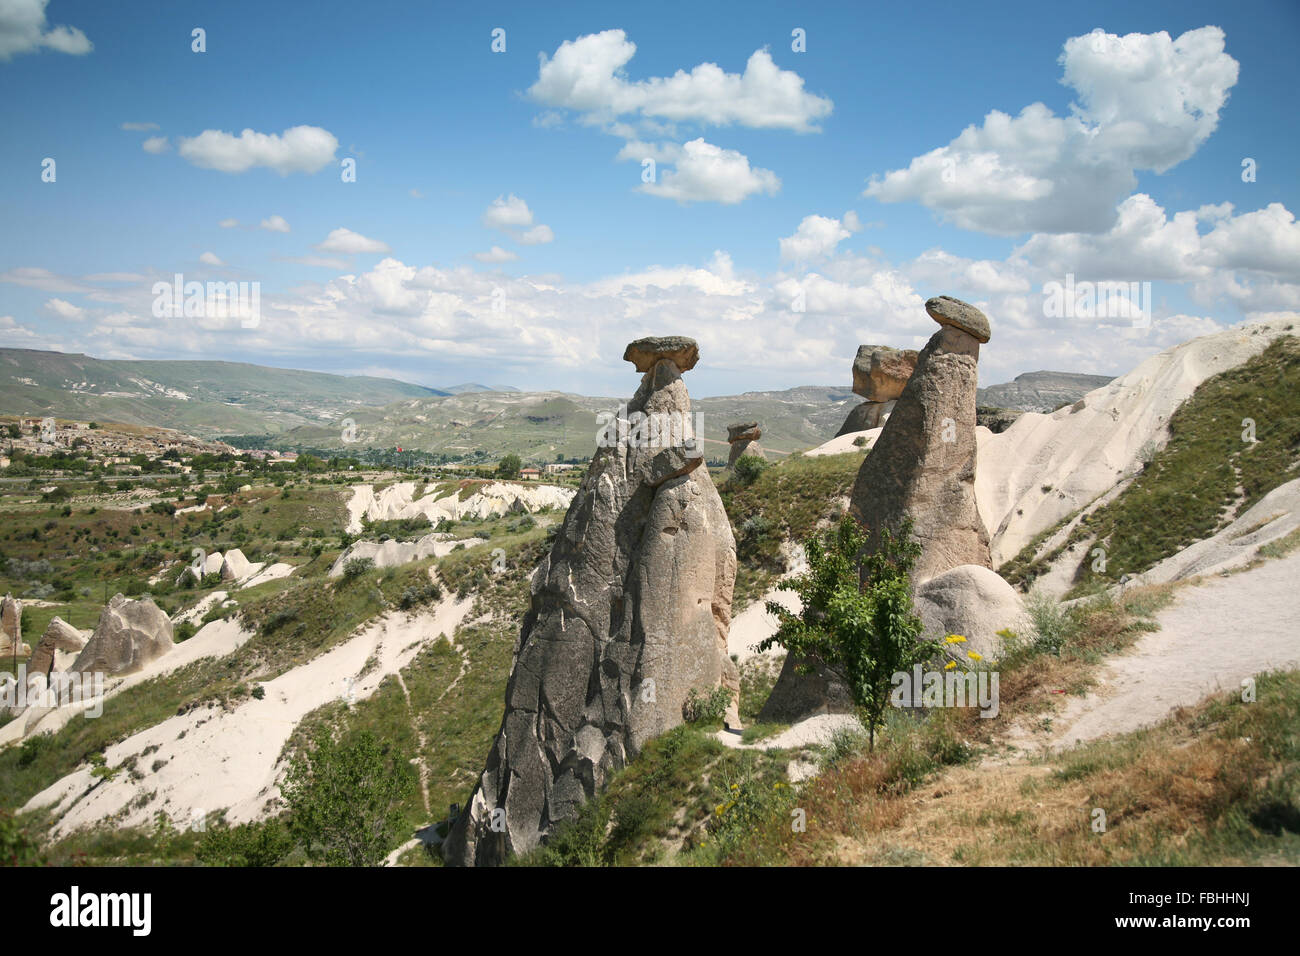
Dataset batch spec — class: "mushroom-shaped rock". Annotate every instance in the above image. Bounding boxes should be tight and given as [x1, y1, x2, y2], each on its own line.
[726, 422, 761, 443]
[445, 336, 737, 867]
[925, 296, 990, 343]
[623, 335, 699, 373]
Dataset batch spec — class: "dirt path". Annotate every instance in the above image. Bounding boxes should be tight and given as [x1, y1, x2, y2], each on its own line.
[1039, 549, 1300, 750]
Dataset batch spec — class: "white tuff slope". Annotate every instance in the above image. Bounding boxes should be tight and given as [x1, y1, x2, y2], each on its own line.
[345, 480, 574, 534]
[976, 317, 1297, 565]
[25, 595, 473, 838]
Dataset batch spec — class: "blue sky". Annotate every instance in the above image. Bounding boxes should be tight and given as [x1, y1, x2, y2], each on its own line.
[1, 0, 1297, 397]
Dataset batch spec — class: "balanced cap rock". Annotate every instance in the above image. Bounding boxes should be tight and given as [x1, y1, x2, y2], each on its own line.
[726, 421, 762, 468]
[623, 335, 699, 373]
[850, 295, 993, 582]
[767, 295, 994, 722]
[925, 295, 990, 343]
[836, 346, 919, 436]
[445, 336, 738, 867]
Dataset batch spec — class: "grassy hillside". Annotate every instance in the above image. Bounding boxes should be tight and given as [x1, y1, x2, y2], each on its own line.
[0, 348, 444, 436]
[1003, 335, 1300, 591]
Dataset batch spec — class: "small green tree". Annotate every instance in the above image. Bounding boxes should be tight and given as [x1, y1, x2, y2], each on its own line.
[730, 455, 768, 486]
[759, 515, 937, 750]
[196, 818, 292, 867]
[497, 454, 522, 479]
[281, 729, 414, 867]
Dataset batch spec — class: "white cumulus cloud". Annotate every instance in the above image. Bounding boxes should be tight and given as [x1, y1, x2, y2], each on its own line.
[639, 138, 780, 204]
[260, 215, 290, 233]
[865, 27, 1239, 235]
[474, 246, 519, 263]
[315, 228, 391, 255]
[529, 30, 832, 132]
[177, 125, 339, 175]
[44, 297, 85, 320]
[0, 0, 92, 60]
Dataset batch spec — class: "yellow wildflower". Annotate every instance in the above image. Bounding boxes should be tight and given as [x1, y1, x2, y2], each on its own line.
[944, 661, 957, 671]
[945, 634, 967, 644]
[967, 651, 983, 661]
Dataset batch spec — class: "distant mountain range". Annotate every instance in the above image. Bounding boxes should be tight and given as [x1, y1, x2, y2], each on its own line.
[0, 348, 1109, 460]
[977, 370, 1115, 413]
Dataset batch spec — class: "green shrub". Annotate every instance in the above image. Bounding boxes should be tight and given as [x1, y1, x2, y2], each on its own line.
[683, 686, 733, 725]
[730, 455, 769, 486]
[341, 557, 374, 581]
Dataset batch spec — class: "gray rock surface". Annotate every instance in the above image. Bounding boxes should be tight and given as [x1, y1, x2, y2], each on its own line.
[925, 295, 990, 343]
[835, 399, 897, 437]
[623, 335, 699, 373]
[0, 594, 26, 656]
[28, 617, 87, 677]
[914, 565, 1028, 659]
[445, 341, 737, 867]
[757, 653, 855, 723]
[850, 297, 993, 584]
[70, 594, 174, 676]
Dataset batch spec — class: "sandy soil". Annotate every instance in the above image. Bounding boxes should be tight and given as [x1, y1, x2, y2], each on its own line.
[1025, 549, 1300, 750]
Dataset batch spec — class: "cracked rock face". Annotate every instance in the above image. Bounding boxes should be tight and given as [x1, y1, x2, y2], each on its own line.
[444, 341, 738, 867]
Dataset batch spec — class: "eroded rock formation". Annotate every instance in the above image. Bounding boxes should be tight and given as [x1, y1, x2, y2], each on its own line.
[0, 594, 27, 656]
[444, 336, 738, 867]
[836, 345, 919, 437]
[71, 594, 173, 676]
[763, 296, 994, 722]
[726, 421, 763, 469]
[28, 617, 87, 678]
[849, 296, 992, 584]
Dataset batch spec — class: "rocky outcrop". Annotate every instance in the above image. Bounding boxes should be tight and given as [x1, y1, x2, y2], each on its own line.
[219, 548, 252, 582]
[914, 565, 1028, 659]
[762, 297, 995, 721]
[836, 346, 919, 437]
[70, 594, 173, 676]
[849, 296, 993, 584]
[28, 617, 87, 677]
[0, 594, 28, 656]
[726, 421, 763, 468]
[329, 533, 488, 576]
[346, 481, 575, 535]
[444, 336, 738, 867]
